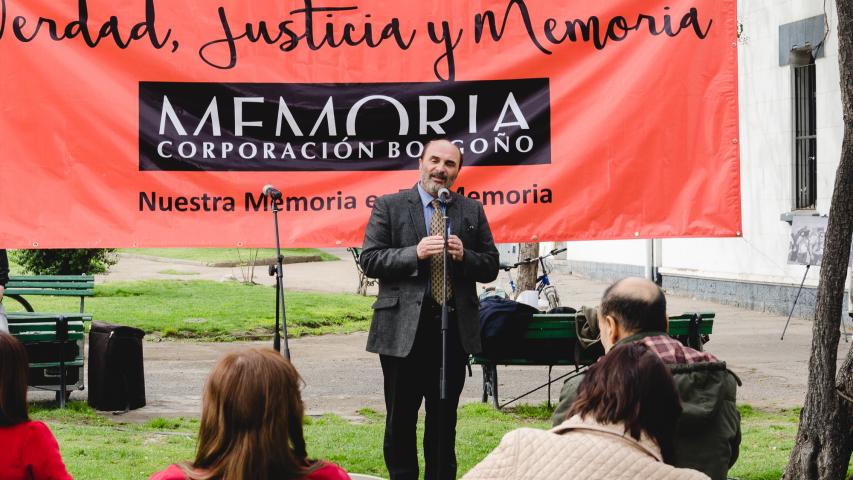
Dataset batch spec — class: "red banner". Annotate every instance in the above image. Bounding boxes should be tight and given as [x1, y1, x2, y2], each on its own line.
[0, 0, 740, 248]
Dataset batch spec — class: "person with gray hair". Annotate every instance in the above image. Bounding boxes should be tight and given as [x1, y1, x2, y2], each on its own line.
[550, 277, 741, 480]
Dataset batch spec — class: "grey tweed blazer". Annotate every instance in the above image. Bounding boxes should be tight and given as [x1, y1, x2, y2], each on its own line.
[360, 185, 499, 357]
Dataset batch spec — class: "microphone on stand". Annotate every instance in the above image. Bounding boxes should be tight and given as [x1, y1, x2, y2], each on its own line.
[262, 184, 283, 200]
[261, 182, 290, 359]
[437, 187, 453, 236]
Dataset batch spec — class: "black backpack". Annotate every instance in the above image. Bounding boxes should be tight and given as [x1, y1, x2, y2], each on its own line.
[478, 296, 539, 358]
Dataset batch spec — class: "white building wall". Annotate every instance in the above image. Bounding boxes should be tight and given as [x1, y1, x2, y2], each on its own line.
[562, 0, 843, 289]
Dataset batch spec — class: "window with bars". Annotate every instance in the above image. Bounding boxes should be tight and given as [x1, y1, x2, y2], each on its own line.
[792, 56, 816, 210]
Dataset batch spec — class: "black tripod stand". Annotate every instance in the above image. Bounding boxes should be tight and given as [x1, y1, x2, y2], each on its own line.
[781, 264, 851, 343]
[267, 194, 291, 359]
[781, 265, 810, 340]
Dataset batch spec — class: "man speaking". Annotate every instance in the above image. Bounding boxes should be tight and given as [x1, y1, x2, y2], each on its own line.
[360, 139, 499, 480]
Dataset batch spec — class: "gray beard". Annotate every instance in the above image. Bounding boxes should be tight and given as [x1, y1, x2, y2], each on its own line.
[420, 176, 454, 196]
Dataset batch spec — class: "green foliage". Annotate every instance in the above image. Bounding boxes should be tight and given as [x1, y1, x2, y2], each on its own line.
[13, 249, 116, 275]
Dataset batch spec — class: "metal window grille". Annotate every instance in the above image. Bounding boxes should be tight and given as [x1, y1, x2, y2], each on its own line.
[792, 60, 816, 210]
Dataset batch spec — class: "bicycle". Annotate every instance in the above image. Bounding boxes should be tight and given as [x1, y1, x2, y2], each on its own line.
[481, 247, 566, 310]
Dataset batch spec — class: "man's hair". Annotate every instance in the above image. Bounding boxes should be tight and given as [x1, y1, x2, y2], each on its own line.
[186, 348, 317, 480]
[599, 279, 667, 333]
[567, 342, 682, 463]
[421, 138, 464, 167]
[0, 332, 30, 426]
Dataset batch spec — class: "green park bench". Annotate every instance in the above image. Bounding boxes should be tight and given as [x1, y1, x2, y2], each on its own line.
[470, 312, 715, 409]
[5, 275, 94, 313]
[4, 275, 95, 405]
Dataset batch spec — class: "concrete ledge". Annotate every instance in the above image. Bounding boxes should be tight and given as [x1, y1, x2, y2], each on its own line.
[563, 259, 849, 320]
[564, 260, 644, 282]
[662, 273, 823, 319]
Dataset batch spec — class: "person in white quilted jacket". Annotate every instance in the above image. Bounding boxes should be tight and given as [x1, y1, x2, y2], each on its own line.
[462, 343, 710, 480]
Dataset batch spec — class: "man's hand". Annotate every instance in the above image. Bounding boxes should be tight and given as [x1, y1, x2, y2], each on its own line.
[0, 285, 4, 302]
[417, 235, 446, 260]
[448, 235, 464, 262]
[417, 235, 465, 261]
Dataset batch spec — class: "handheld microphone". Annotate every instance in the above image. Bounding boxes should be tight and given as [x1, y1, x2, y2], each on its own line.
[437, 187, 452, 204]
[262, 184, 283, 200]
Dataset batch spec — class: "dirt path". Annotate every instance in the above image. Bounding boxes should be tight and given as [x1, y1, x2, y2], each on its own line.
[101, 249, 377, 295]
[54, 251, 851, 421]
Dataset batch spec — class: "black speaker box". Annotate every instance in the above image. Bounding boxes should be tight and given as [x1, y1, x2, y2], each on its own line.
[87, 321, 146, 411]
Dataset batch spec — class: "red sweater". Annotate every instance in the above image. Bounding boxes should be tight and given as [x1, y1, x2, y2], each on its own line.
[0, 420, 73, 480]
[150, 462, 351, 480]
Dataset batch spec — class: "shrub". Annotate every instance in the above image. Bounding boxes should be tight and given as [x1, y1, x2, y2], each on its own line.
[13, 249, 117, 275]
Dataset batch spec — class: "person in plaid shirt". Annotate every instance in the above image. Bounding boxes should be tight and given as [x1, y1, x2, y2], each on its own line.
[551, 277, 741, 480]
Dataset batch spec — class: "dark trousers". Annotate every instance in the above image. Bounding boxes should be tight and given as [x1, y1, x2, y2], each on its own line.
[380, 301, 468, 480]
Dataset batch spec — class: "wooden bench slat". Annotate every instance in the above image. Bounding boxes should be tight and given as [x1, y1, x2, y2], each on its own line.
[9, 275, 95, 281]
[7, 281, 96, 289]
[10, 322, 86, 328]
[6, 285, 94, 291]
[29, 361, 85, 368]
[668, 312, 715, 319]
[523, 314, 714, 340]
[7, 279, 94, 285]
[5, 288, 94, 296]
[668, 319, 714, 336]
[530, 314, 575, 321]
[13, 334, 86, 342]
[8, 321, 86, 329]
[7, 313, 91, 321]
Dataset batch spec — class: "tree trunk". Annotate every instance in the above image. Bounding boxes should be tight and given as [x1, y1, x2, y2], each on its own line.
[783, 0, 853, 476]
[516, 242, 539, 296]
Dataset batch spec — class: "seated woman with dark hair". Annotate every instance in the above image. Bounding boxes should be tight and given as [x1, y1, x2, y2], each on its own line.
[463, 343, 710, 480]
[150, 348, 350, 480]
[0, 332, 73, 480]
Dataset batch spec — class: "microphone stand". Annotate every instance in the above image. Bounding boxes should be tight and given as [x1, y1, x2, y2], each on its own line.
[438, 210, 451, 476]
[440, 214, 450, 400]
[268, 199, 291, 360]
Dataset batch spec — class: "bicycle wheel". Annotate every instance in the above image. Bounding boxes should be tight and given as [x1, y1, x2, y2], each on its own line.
[543, 285, 560, 309]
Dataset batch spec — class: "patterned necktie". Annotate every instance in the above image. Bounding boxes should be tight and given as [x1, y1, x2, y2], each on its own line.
[430, 199, 452, 304]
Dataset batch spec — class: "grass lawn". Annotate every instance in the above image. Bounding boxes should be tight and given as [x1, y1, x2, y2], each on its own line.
[32, 403, 850, 480]
[156, 269, 201, 276]
[119, 248, 339, 264]
[4, 280, 373, 341]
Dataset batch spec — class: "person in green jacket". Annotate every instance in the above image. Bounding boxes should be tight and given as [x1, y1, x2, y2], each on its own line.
[550, 277, 741, 480]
